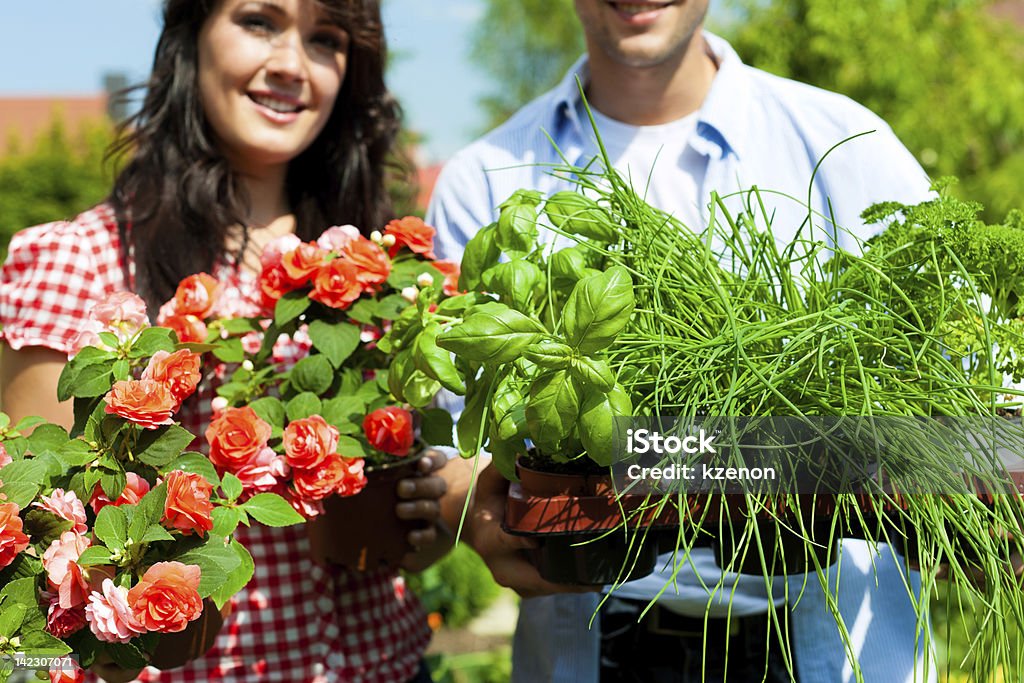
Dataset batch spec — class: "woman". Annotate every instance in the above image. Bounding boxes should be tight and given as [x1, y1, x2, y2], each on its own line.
[0, 1, 447, 681]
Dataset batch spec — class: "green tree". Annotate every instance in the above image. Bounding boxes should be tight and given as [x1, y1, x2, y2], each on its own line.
[726, 0, 1024, 220]
[0, 119, 115, 260]
[470, 0, 584, 129]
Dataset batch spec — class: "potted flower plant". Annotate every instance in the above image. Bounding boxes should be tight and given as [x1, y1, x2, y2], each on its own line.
[0, 292, 302, 683]
[210, 217, 461, 570]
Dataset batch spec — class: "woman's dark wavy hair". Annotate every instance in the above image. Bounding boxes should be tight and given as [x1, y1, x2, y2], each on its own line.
[108, 0, 405, 310]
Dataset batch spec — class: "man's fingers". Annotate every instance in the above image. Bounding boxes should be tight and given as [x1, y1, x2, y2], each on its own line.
[396, 499, 441, 521]
[397, 474, 447, 500]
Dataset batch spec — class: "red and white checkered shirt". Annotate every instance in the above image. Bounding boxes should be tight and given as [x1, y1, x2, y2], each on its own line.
[0, 205, 431, 682]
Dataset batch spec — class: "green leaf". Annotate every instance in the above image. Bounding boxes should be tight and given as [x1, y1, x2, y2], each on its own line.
[128, 484, 168, 541]
[579, 385, 632, 467]
[523, 340, 573, 369]
[136, 425, 195, 467]
[308, 319, 361, 368]
[0, 482, 39, 508]
[481, 260, 544, 312]
[56, 439, 95, 468]
[140, 524, 176, 544]
[420, 408, 454, 447]
[400, 366, 441, 409]
[0, 603, 27, 637]
[0, 459, 48, 485]
[76, 545, 114, 567]
[570, 356, 615, 392]
[209, 539, 255, 609]
[285, 393, 322, 421]
[13, 415, 45, 433]
[437, 302, 547, 364]
[375, 293, 410, 321]
[544, 190, 617, 242]
[459, 225, 502, 291]
[218, 317, 262, 335]
[435, 292, 493, 316]
[456, 370, 493, 457]
[26, 423, 68, 454]
[492, 378, 528, 442]
[241, 493, 304, 527]
[563, 267, 635, 353]
[174, 540, 239, 599]
[71, 363, 115, 398]
[274, 289, 311, 327]
[290, 355, 334, 395]
[100, 468, 127, 501]
[487, 425, 520, 481]
[346, 299, 378, 325]
[111, 358, 131, 381]
[249, 397, 286, 431]
[412, 322, 465, 394]
[163, 453, 220, 487]
[213, 336, 245, 364]
[525, 370, 581, 451]
[496, 190, 542, 256]
[336, 436, 367, 458]
[94, 505, 129, 551]
[221, 473, 243, 502]
[0, 577, 39, 607]
[129, 327, 177, 360]
[23, 510, 73, 548]
[320, 396, 365, 427]
[57, 346, 115, 402]
[211, 506, 243, 537]
[107, 641, 149, 669]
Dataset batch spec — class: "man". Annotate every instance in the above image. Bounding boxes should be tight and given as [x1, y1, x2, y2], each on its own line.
[428, 1, 933, 681]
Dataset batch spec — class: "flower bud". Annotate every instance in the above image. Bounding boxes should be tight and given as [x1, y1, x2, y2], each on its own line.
[242, 360, 254, 371]
[401, 286, 419, 303]
[381, 234, 397, 248]
[211, 396, 228, 414]
[370, 230, 383, 243]
[416, 272, 435, 288]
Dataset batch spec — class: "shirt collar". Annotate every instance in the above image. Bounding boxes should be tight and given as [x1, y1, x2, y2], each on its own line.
[551, 31, 753, 161]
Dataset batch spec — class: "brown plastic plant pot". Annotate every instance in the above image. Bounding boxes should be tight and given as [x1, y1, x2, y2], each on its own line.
[526, 529, 661, 586]
[148, 599, 228, 670]
[306, 454, 427, 571]
[711, 516, 840, 576]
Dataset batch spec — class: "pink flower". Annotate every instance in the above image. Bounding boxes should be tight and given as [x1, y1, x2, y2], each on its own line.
[0, 444, 11, 468]
[90, 472, 151, 514]
[33, 489, 88, 535]
[92, 291, 149, 339]
[49, 659, 85, 683]
[86, 578, 146, 643]
[46, 597, 87, 638]
[235, 447, 290, 493]
[286, 488, 325, 519]
[260, 234, 303, 269]
[317, 225, 360, 252]
[68, 329, 103, 358]
[42, 531, 91, 592]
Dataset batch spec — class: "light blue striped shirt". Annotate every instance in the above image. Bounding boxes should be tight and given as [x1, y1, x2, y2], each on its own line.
[428, 32, 935, 683]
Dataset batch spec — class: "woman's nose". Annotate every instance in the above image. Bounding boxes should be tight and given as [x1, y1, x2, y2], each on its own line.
[265, 31, 307, 82]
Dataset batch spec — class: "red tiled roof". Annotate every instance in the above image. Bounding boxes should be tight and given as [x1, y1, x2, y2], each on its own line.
[0, 96, 109, 154]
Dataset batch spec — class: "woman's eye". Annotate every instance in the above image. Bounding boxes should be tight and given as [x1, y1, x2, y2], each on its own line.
[239, 13, 276, 34]
[311, 31, 348, 53]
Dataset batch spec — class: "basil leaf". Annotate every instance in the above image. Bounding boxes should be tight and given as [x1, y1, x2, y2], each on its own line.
[563, 267, 634, 353]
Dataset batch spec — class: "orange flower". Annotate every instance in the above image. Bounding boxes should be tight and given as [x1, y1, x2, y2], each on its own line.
[127, 561, 203, 633]
[363, 407, 415, 457]
[206, 406, 272, 471]
[431, 260, 463, 296]
[0, 502, 30, 569]
[292, 453, 365, 501]
[310, 259, 363, 310]
[162, 470, 214, 536]
[281, 242, 328, 284]
[384, 216, 437, 259]
[174, 273, 220, 318]
[338, 236, 391, 291]
[90, 472, 151, 514]
[162, 313, 208, 344]
[104, 379, 177, 430]
[283, 415, 340, 470]
[259, 262, 295, 308]
[142, 349, 202, 406]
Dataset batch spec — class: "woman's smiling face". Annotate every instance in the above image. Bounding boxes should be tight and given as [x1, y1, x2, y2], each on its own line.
[197, 0, 350, 174]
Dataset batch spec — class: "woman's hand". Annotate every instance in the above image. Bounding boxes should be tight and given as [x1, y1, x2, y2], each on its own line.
[397, 449, 453, 572]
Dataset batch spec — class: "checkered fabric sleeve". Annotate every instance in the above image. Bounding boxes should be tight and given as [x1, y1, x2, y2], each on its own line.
[0, 205, 432, 682]
[0, 204, 127, 353]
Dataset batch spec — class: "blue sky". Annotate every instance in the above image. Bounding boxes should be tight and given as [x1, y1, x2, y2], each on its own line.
[0, 0, 494, 162]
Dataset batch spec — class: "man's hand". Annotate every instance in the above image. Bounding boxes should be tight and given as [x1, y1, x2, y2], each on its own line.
[397, 449, 453, 572]
[463, 463, 595, 598]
